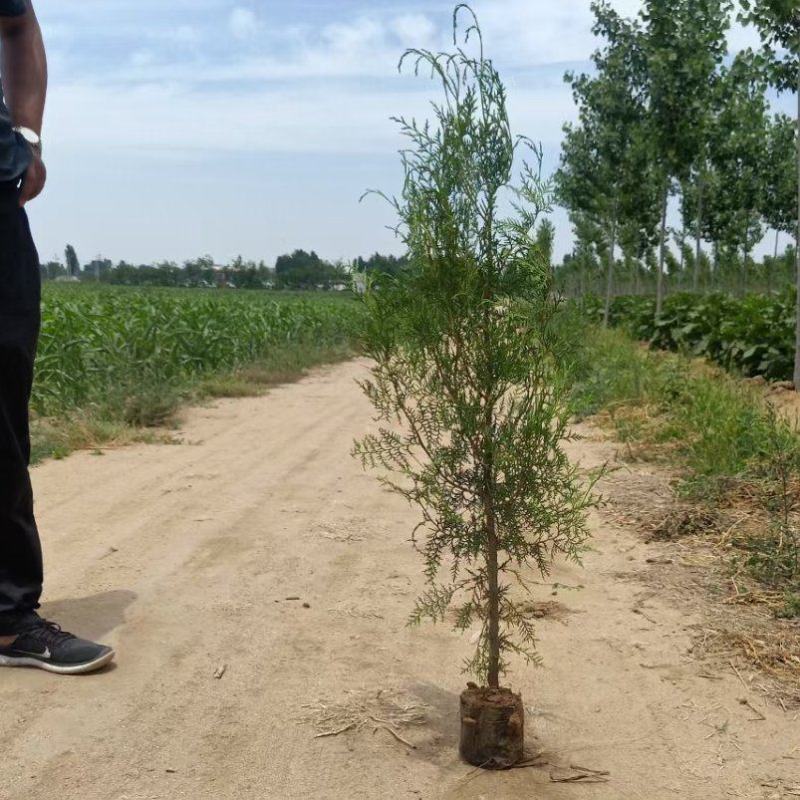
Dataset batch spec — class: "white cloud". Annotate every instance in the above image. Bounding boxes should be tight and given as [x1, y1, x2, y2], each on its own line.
[44, 0, 787, 160]
[35, 0, 792, 265]
[229, 7, 260, 40]
[46, 80, 414, 156]
[474, 0, 758, 68]
[102, 13, 438, 84]
[174, 25, 203, 46]
[322, 17, 384, 52]
[474, 0, 643, 66]
[129, 50, 155, 68]
[45, 73, 576, 161]
[391, 14, 438, 47]
[727, 18, 763, 53]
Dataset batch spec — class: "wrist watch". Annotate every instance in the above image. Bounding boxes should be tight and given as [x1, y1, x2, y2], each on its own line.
[13, 126, 42, 157]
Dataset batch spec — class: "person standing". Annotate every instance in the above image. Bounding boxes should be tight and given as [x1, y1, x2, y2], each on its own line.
[0, 0, 114, 674]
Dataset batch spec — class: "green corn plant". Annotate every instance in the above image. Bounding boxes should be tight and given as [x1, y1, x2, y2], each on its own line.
[355, 6, 596, 690]
[35, 285, 362, 416]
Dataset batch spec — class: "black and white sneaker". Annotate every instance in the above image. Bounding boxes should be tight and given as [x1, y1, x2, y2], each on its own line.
[0, 616, 115, 675]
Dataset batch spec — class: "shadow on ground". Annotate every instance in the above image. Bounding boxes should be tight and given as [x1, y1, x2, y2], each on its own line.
[39, 589, 136, 641]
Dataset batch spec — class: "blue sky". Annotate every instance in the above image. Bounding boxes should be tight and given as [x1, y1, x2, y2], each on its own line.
[28, 0, 792, 267]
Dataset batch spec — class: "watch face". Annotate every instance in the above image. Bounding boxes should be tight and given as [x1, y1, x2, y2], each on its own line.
[15, 127, 40, 146]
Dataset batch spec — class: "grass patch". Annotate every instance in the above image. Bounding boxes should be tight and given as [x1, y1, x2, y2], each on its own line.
[30, 341, 355, 463]
[567, 325, 778, 491]
[562, 319, 800, 616]
[30, 414, 165, 463]
[198, 342, 352, 398]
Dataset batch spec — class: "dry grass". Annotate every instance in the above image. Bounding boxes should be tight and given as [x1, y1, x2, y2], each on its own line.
[642, 500, 800, 705]
[645, 505, 722, 543]
[30, 413, 169, 463]
[589, 431, 800, 707]
[300, 688, 430, 748]
[592, 404, 679, 464]
[693, 622, 800, 709]
[574, 328, 800, 707]
[517, 600, 574, 623]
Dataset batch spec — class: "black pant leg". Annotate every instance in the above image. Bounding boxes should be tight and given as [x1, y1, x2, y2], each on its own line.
[0, 311, 42, 617]
[0, 186, 43, 623]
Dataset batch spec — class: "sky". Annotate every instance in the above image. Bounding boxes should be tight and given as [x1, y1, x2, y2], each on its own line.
[27, 0, 794, 267]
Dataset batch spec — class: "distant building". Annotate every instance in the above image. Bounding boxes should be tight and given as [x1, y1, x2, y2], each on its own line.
[213, 267, 237, 289]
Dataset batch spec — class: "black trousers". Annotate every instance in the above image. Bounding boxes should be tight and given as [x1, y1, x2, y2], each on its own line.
[0, 179, 42, 633]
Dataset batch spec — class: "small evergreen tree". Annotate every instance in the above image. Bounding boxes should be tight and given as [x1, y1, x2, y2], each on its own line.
[356, 5, 597, 767]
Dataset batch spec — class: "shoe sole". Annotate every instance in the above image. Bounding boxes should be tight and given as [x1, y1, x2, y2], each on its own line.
[0, 649, 115, 675]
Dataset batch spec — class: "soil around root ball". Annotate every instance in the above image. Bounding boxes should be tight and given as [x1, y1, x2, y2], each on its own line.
[460, 684, 524, 769]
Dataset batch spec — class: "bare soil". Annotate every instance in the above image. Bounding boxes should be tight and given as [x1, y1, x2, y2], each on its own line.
[3, 359, 798, 800]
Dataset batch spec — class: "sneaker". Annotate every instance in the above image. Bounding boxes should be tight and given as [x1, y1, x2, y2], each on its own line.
[0, 616, 115, 675]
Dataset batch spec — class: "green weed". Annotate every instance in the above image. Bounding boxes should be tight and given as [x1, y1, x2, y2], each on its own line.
[562, 318, 800, 615]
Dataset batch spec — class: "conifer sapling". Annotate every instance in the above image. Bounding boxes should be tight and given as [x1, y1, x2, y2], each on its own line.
[355, 5, 598, 768]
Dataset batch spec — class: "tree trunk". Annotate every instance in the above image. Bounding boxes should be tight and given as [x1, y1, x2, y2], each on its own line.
[485, 499, 500, 690]
[480, 219, 501, 689]
[769, 229, 779, 294]
[623, 253, 631, 295]
[713, 243, 719, 293]
[794, 67, 800, 389]
[741, 219, 750, 298]
[603, 205, 618, 327]
[694, 174, 704, 293]
[656, 177, 668, 317]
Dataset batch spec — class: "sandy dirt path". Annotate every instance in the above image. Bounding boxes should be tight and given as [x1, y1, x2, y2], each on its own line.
[3, 359, 797, 800]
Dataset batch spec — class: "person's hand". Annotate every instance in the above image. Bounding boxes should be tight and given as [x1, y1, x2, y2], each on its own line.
[19, 149, 46, 206]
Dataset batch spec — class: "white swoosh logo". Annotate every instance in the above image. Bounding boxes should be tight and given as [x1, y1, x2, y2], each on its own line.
[16, 647, 51, 659]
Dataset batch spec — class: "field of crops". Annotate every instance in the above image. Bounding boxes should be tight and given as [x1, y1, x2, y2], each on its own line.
[586, 291, 796, 382]
[35, 285, 362, 421]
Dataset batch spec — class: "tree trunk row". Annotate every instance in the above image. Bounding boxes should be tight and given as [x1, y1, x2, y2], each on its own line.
[794, 66, 800, 390]
[603, 198, 619, 327]
[656, 176, 669, 317]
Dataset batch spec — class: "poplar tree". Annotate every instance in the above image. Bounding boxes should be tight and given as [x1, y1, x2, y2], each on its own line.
[641, 0, 732, 314]
[559, 2, 648, 325]
[763, 113, 799, 290]
[707, 54, 769, 293]
[556, 126, 606, 300]
[740, 0, 799, 383]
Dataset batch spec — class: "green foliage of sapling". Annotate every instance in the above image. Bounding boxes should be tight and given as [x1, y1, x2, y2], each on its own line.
[355, 7, 597, 689]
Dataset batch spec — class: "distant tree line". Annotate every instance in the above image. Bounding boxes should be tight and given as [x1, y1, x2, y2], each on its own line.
[41, 247, 409, 291]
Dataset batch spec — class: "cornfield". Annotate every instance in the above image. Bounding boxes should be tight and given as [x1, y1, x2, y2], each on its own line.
[34, 285, 362, 417]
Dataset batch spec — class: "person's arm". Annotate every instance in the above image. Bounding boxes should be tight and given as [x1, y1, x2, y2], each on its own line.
[0, 0, 46, 206]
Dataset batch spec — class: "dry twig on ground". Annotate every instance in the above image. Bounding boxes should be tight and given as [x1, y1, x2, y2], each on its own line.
[299, 688, 430, 748]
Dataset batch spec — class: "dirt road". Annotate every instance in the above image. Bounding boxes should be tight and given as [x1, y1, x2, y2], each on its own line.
[3, 359, 797, 800]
